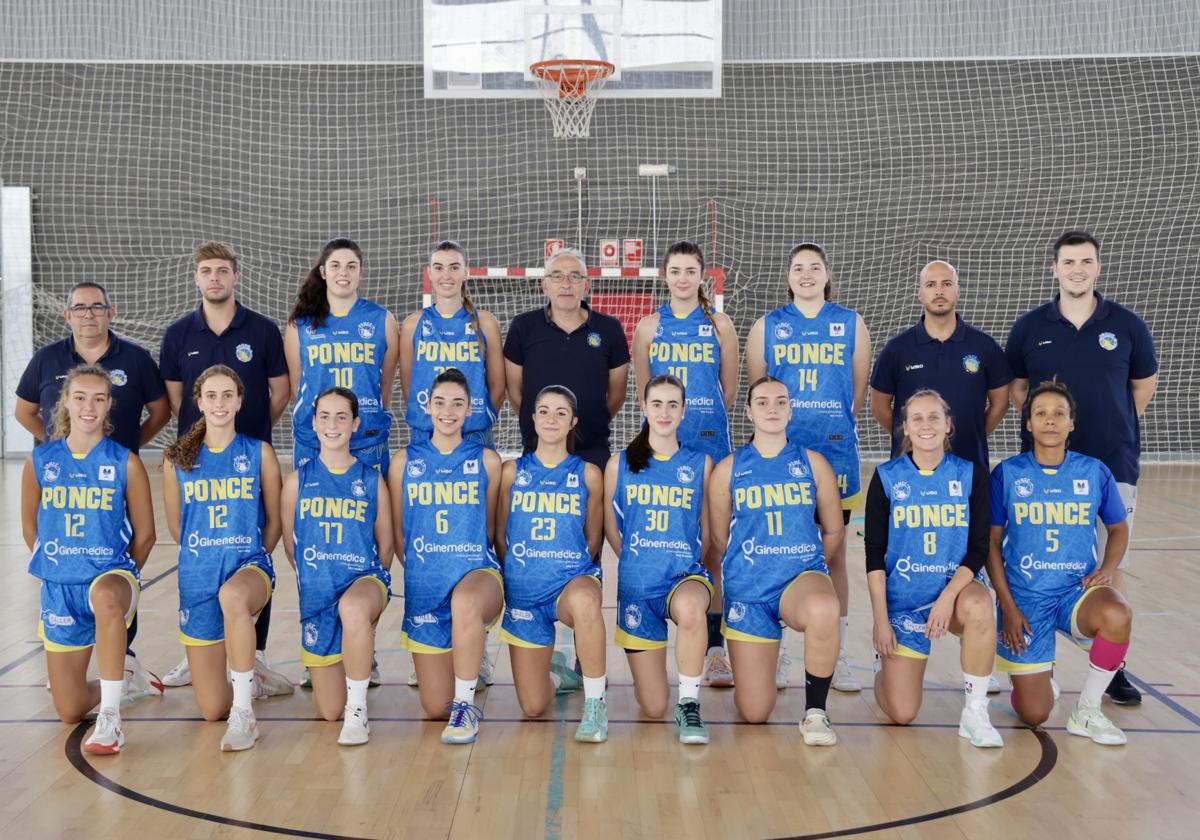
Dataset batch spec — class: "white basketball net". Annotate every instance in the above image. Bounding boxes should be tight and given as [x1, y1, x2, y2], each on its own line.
[531, 60, 614, 139]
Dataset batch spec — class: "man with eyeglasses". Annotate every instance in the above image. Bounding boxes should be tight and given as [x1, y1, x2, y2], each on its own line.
[504, 247, 630, 469]
[16, 281, 171, 452]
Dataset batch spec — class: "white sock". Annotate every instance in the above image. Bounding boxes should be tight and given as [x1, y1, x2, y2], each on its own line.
[549, 671, 562, 690]
[454, 676, 477, 705]
[100, 678, 123, 712]
[1079, 663, 1118, 709]
[231, 669, 255, 711]
[583, 675, 606, 700]
[839, 616, 849, 657]
[963, 671, 991, 711]
[346, 677, 369, 709]
[678, 672, 702, 702]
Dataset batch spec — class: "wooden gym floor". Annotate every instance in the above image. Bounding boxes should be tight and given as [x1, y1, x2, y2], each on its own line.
[0, 458, 1196, 840]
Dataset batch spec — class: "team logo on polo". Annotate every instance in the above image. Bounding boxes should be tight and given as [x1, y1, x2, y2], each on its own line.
[677, 465, 695, 484]
[830, 322, 845, 337]
[516, 469, 533, 487]
[774, 322, 793, 340]
[407, 458, 427, 478]
[351, 478, 367, 498]
[586, 332, 602, 348]
[962, 354, 980, 374]
[623, 603, 643, 629]
[233, 454, 251, 474]
[788, 459, 809, 479]
[236, 343, 253, 363]
[892, 481, 912, 501]
[1098, 332, 1118, 351]
[358, 321, 376, 340]
[108, 369, 128, 386]
[42, 461, 61, 483]
[1014, 477, 1035, 498]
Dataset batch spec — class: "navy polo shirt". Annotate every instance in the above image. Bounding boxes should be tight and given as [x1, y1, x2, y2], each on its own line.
[159, 302, 287, 442]
[871, 315, 1012, 469]
[1005, 293, 1157, 484]
[16, 331, 165, 453]
[503, 302, 630, 466]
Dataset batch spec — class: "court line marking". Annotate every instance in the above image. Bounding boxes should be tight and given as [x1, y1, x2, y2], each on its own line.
[1125, 671, 1200, 728]
[543, 692, 570, 840]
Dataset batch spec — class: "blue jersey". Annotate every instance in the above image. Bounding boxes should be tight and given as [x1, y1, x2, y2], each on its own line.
[504, 452, 593, 604]
[763, 302, 861, 501]
[876, 452, 974, 611]
[990, 450, 1126, 602]
[648, 304, 731, 460]
[401, 440, 498, 611]
[721, 442, 825, 602]
[612, 447, 707, 600]
[406, 306, 496, 436]
[175, 434, 269, 590]
[293, 458, 384, 618]
[293, 298, 391, 453]
[28, 437, 136, 584]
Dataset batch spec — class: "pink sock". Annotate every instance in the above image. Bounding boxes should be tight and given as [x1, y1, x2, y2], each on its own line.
[1089, 636, 1129, 671]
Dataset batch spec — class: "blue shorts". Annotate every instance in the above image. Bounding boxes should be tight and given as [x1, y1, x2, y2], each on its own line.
[722, 567, 830, 644]
[890, 606, 937, 659]
[995, 585, 1101, 674]
[615, 572, 713, 651]
[500, 570, 601, 649]
[293, 439, 390, 473]
[300, 570, 391, 668]
[38, 568, 139, 652]
[409, 426, 495, 450]
[179, 557, 275, 646]
[401, 567, 504, 654]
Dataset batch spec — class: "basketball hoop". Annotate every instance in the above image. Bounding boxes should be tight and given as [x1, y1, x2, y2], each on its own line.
[530, 59, 615, 140]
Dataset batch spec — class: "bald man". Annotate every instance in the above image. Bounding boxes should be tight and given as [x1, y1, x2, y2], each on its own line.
[870, 260, 1012, 469]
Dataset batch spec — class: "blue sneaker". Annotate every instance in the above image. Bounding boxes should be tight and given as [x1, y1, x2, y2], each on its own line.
[551, 651, 582, 694]
[441, 700, 484, 744]
[575, 697, 609, 743]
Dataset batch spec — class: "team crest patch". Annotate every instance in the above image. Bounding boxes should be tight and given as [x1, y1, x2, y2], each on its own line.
[830, 322, 845, 337]
[654, 322, 664, 338]
[623, 603, 643, 629]
[421, 319, 435, 337]
[179, 609, 190, 626]
[305, 324, 319, 339]
[303, 622, 319, 647]
[773, 322, 794, 340]
[233, 454, 251, 474]
[235, 343, 253, 363]
[351, 479, 367, 498]
[108, 369, 127, 387]
[948, 480, 962, 497]
[98, 465, 115, 481]
[464, 322, 475, 335]
[358, 321, 376, 340]
[698, 323, 713, 337]
[788, 459, 809, 479]
[891, 481, 912, 501]
[464, 459, 479, 474]
[407, 458, 427, 478]
[1098, 332, 1118, 351]
[586, 332, 602, 348]
[516, 469, 533, 487]
[727, 601, 747, 622]
[962, 354, 980, 374]
[565, 472, 579, 488]
[677, 465, 695, 484]
[1014, 477, 1035, 498]
[42, 461, 61, 483]
[1073, 479, 1089, 495]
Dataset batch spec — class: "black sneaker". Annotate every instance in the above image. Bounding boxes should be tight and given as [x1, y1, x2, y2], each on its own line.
[1105, 665, 1142, 706]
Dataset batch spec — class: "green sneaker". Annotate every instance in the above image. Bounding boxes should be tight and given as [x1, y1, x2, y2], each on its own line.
[551, 651, 582, 694]
[574, 697, 609, 743]
[675, 699, 709, 745]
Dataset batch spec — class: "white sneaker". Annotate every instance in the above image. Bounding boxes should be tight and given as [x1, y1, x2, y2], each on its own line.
[1066, 704, 1126, 746]
[162, 655, 192, 687]
[1051, 676, 1061, 702]
[369, 657, 382, 687]
[338, 704, 370, 746]
[832, 653, 861, 692]
[704, 649, 735, 687]
[776, 650, 791, 690]
[407, 671, 419, 687]
[220, 706, 259, 752]
[122, 653, 165, 705]
[800, 708, 837, 746]
[478, 650, 495, 688]
[959, 704, 1004, 748]
[441, 700, 483, 744]
[253, 651, 295, 698]
[84, 708, 124, 755]
[987, 673, 1004, 694]
[300, 668, 312, 689]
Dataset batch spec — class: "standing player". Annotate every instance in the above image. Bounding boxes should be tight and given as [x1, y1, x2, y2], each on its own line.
[745, 244, 871, 692]
[285, 237, 399, 471]
[390, 369, 504, 745]
[159, 240, 292, 696]
[708, 376, 844, 745]
[400, 240, 505, 447]
[496, 385, 608, 742]
[987, 381, 1134, 744]
[22, 365, 156, 754]
[632, 240, 739, 688]
[281, 387, 393, 745]
[162, 365, 282, 751]
[605, 375, 713, 744]
[863, 390, 1002, 747]
[1005, 230, 1157, 705]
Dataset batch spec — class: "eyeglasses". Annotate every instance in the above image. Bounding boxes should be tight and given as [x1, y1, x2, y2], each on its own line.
[67, 303, 111, 317]
[546, 271, 586, 286]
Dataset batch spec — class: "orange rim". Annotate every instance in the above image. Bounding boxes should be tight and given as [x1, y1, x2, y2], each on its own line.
[530, 59, 614, 99]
